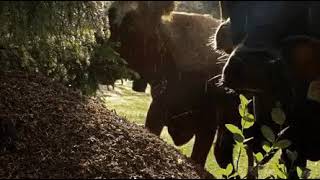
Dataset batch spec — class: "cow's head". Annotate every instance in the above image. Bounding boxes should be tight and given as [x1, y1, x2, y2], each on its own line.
[213, 17, 290, 98]
[221, 35, 320, 94]
[108, 2, 175, 92]
[220, 45, 288, 96]
[212, 18, 234, 54]
[108, 1, 138, 43]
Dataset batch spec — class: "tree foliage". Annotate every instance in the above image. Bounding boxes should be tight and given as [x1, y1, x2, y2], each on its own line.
[0, 1, 132, 95]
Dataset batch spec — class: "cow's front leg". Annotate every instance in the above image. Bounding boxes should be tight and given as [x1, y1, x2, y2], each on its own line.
[191, 127, 216, 167]
[145, 81, 167, 136]
[214, 125, 234, 169]
[145, 98, 165, 136]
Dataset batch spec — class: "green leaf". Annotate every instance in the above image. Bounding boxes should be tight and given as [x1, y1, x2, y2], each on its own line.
[224, 127, 245, 145]
[238, 104, 245, 117]
[261, 125, 276, 143]
[274, 139, 292, 149]
[246, 113, 255, 120]
[271, 107, 286, 126]
[297, 166, 303, 179]
[225, 124, 243, 136]
[254, 152, 264, 162]
[286, 149, 298, 163]
[242, 120, 254, 129]
[278, 163, 286, 171]
[239, 94, 249, 106]
[225, 163, 233, 176]
[232, 143, 244, 170]
[262, 141, 272, 153]
[216, 168, 226, 176]
[241, 116, 255, 129]
[273, 163, 287, 179]
[296, 167, 311, 179]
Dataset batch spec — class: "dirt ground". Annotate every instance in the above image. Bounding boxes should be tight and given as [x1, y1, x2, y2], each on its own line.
[0, 71, 213, 179]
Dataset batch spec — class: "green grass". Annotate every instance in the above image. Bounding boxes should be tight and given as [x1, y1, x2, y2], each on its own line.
[99, 80, 320, 179]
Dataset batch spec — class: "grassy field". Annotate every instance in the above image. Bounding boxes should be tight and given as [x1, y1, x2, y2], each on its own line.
[99, 80, 320, 179]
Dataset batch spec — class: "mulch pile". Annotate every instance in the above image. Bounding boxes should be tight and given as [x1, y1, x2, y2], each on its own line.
[0, 71, 213, 179]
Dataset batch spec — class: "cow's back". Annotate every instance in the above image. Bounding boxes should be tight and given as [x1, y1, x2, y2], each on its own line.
[161, 12, 223, 75]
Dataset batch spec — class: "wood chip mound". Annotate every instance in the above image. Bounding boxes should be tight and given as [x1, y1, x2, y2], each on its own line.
[0, 71, 214, 179]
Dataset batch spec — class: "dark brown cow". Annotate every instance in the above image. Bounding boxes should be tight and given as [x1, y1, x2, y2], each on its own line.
[107, 1, 236, 168]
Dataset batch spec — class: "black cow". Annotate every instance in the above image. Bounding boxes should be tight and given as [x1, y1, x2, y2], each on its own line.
[218, 1, 320, 178]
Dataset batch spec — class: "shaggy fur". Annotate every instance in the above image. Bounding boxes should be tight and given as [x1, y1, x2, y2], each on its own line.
[209, 18, 233, 54]
[162, 12, 222, 73]
[108, 1, 233, 168]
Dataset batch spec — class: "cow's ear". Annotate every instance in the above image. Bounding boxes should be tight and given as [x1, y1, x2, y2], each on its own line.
[281, 35, 320, 80]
